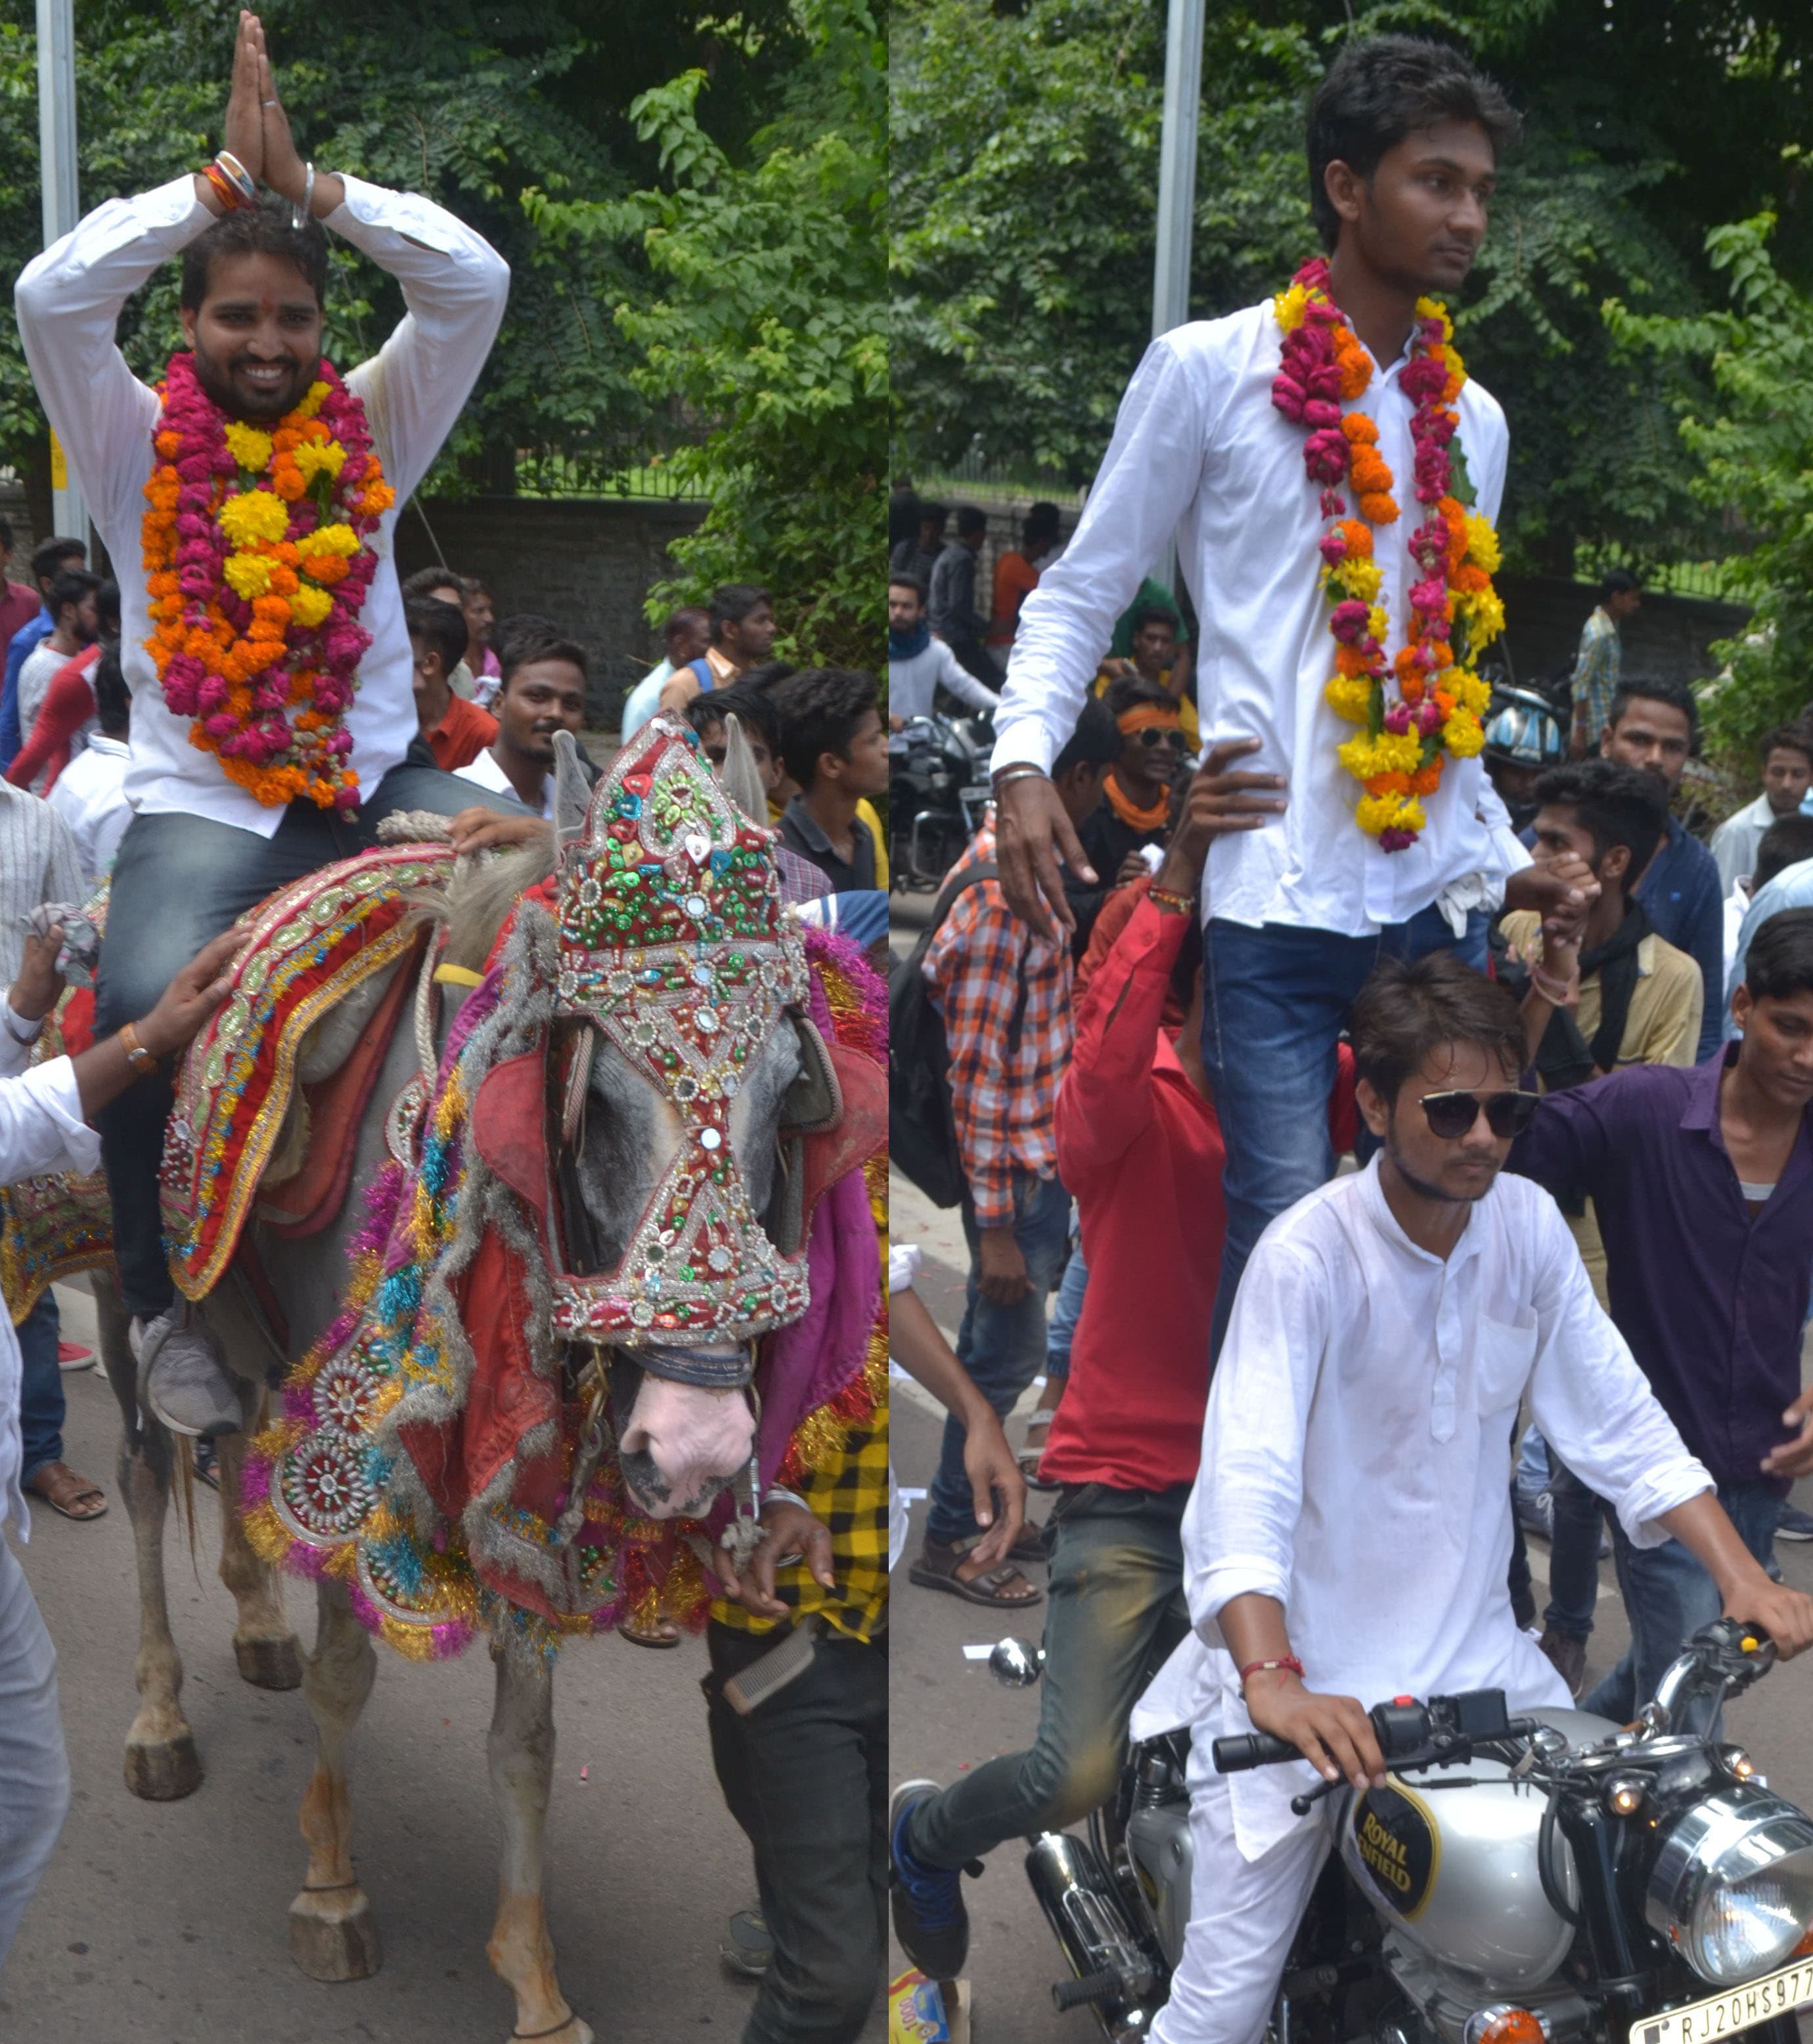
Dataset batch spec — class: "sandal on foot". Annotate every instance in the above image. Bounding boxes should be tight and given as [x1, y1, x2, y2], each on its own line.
[1017, 1409, 1056, 1487]
[1006, 1521, 1047, 1565]
[620, 1615, 682, 1648]
[908, 1536, 1043, 1609]
[26, 1461, 107, 1521]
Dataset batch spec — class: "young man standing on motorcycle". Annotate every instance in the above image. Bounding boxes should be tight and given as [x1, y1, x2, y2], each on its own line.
[1132, 951, 1813, 2044]
[1509, 904, 1813, 1723]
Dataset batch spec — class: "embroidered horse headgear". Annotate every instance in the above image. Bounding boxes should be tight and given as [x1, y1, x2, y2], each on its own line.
[545, 717, 816, 1357]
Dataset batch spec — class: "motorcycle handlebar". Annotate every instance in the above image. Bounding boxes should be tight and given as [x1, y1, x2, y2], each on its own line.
[1211, 1731, 1300, 1773]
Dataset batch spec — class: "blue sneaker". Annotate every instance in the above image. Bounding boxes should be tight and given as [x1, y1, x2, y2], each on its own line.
[889, 1779, 970, 1980]
[1777, 1505, 1813, 1542]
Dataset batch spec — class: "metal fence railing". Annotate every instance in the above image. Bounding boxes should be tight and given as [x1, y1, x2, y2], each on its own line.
[515, 443, 710, 503]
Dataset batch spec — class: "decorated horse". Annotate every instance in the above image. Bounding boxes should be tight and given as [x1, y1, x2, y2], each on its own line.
[1, 716, 887, 2041]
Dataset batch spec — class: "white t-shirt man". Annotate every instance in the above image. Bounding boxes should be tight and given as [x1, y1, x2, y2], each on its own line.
[14, 175, 509, 839]
[455, 744, 551, 820]
[47, 734, 133, 890]
[1131, 1156, 1709, 2044]
[992, 304, 1528, 934]
[887, 637, 1000, 741]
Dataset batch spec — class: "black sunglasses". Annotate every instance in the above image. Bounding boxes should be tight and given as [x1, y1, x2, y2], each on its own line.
[1132, 726, 1187, 749]
[1418, 1088, 1542, 1141]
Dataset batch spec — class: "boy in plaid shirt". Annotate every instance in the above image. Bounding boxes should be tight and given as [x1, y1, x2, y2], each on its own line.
[911, 698, 1121, 1607]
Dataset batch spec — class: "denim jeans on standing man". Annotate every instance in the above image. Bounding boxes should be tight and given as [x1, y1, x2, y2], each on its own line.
[925, 1168, 1071, 1549]
[909, 1482, 1190, 1871]
[93, 742, 516, 1320]
[1043, 1230, 1088, 1385]
[1582, 1480, 1783, 1724]
[1200, 902, 1488, 1358]
[15, 1289, 62, 1486]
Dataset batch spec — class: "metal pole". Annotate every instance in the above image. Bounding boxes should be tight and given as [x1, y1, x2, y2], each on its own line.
[1148, 0, 1203, 590]
[36, 0, 87, 552]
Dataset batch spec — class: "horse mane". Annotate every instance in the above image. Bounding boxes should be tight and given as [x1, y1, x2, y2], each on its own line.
[395, 837, 558, 977]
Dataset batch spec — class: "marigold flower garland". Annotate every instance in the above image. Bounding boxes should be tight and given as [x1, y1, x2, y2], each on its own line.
[1272, 258, 1504, 851]
[141, 354, 395, 811]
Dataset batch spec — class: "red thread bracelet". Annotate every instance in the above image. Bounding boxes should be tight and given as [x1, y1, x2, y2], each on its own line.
[1238, 1656, 1304, 1687]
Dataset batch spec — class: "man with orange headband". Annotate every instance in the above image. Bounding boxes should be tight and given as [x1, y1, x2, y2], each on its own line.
[1065, 677, 1187, 950]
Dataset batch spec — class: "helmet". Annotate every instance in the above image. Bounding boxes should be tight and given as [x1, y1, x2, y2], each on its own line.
[1483, 688, 1564, 768]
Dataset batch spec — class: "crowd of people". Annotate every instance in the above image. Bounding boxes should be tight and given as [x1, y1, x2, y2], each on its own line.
[887, 30, 1813, 2044]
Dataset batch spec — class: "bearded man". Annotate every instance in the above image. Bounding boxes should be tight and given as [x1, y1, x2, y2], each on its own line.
[14, 11, 522, 1438]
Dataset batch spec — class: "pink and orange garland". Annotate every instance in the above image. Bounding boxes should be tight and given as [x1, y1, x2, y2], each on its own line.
[141, 353, 395, 812]
[1271, 257, 1505, 851]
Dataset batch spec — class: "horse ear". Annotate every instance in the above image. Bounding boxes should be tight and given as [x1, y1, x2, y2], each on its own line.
[551, 730, 591, 853]
[719, 714, 767, 825]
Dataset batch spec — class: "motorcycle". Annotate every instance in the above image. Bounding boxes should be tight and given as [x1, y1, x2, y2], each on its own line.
[888, 709, 994, 889]
[990, 1618, 1813, 2044]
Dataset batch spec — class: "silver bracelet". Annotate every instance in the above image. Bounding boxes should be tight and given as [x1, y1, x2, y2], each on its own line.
[293, 160, 315, 231]
[991, 765, 1048, 791]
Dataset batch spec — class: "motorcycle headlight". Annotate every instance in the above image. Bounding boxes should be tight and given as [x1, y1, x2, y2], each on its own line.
[1645, 1787, 1813, 1984]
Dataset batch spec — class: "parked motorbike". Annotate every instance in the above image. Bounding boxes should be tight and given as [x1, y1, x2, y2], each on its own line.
[888, 710, 994, 889]
[990, 1618, 1813, 2044]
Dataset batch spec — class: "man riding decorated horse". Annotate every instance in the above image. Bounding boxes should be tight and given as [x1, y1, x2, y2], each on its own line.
[13, 7, 532, 1443]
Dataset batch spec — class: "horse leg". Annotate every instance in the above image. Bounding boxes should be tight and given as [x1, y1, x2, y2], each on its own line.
[211, 1427, 303, 1690]
[485, 1650, 592, 2044]
[93, 1274, 202, 1800]
[289, 1576, 382, 1980]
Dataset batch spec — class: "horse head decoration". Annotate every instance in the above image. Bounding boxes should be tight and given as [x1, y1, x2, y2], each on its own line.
[246, 711, 882, 1660]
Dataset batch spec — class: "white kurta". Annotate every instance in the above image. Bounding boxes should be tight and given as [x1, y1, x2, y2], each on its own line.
[14, 174, 510, 838]
[1132, 1156, 1711, 1862]
[0, 1015, 102, 1538]
[991, 303, 1529, 935]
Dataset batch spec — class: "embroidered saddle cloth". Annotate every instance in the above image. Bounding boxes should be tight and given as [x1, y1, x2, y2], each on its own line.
[161, 843, 453, 1300]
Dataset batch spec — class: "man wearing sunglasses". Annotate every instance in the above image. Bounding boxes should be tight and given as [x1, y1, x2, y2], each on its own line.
[1129, 948, 1813, 2044]
[1064, 677, 1190, 951]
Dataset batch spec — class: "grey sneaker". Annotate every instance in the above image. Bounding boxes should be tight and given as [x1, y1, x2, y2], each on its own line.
[131, 1310, 244, 1439]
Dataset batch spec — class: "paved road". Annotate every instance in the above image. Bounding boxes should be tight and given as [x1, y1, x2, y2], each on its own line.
[3, 1281, 886, 2044]
[890, 1140, 1813, 2043]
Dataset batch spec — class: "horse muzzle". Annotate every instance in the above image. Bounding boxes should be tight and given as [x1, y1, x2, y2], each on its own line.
[614, 1360, 757, 1521]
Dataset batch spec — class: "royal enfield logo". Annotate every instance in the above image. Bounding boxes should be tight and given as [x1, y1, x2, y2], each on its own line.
[1352, 1782, 1439, 1919]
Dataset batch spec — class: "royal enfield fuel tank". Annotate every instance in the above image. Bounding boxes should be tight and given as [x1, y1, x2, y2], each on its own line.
[1337, 1708, 1617, 1988]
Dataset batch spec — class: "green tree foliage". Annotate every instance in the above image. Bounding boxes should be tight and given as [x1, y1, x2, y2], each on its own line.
[891, 0, 1812, 579]
[527, 0, 886, 669]
[1606, 215, 1813, 762]
[0, 0, 807, 529]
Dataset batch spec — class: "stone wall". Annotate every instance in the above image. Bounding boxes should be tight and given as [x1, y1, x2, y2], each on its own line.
[393, 495, 707, 726]
[0, 479, 708, 728]
[955, 497, 1751, 694]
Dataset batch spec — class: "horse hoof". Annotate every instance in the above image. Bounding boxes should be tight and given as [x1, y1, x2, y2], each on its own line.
[125, 1733, 203, 1800]
[235, 1633, 303, 1690]
[289, 1888, 382, 1981]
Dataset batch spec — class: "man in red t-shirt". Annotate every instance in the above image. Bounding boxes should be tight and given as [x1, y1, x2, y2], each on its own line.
[408, 597, 497, 772]
[893, 740, 1292, 1978]
[0, 518, 39, 660]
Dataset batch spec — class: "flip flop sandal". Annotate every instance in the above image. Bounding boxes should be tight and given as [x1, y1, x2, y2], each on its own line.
[908, 1538, 1044, 1609]
[26, 1462, 108, 1522]
[1018, 1410, 1061, 1490]
[620, 1616, 683, 1648]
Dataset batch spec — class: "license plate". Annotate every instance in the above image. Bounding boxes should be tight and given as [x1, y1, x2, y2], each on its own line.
[1632, 1958, 1813, 2044]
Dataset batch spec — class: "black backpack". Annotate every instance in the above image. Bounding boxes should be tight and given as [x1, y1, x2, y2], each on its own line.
[887, 861, 1029, 1209]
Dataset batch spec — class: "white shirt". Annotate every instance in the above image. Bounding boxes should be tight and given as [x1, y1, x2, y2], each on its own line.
[620, 661, 675, 741]
[885, 1242, 924, 1574]
[454, 744, 551, 818]
[1131, 1157, 1711, 1860]
[1710, 791, 1781, 893]
[0, 1011, 101, 1537]
[994, 303, 1527, 935]
[47, 733, 132, 889]
[887, 637, 1000, 732]
[16, 640, 75, 762]
[15, 175, 510, 839]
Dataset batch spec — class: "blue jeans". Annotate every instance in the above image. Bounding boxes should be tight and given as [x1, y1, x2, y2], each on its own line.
[910, 1482, 1190, 1870]
[1515, 1425, 1550, 1503]
[1582, 1481, 1783, 1723]
[93, 743, 517, 1319]
[926, 1169, 1071, 1547]
[16, 1290, 62, 1483]
[1044, 1233, 1088, 1383]
[1201, 904, 1487, 1359]
[1543, 1457, 1605, 1642]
